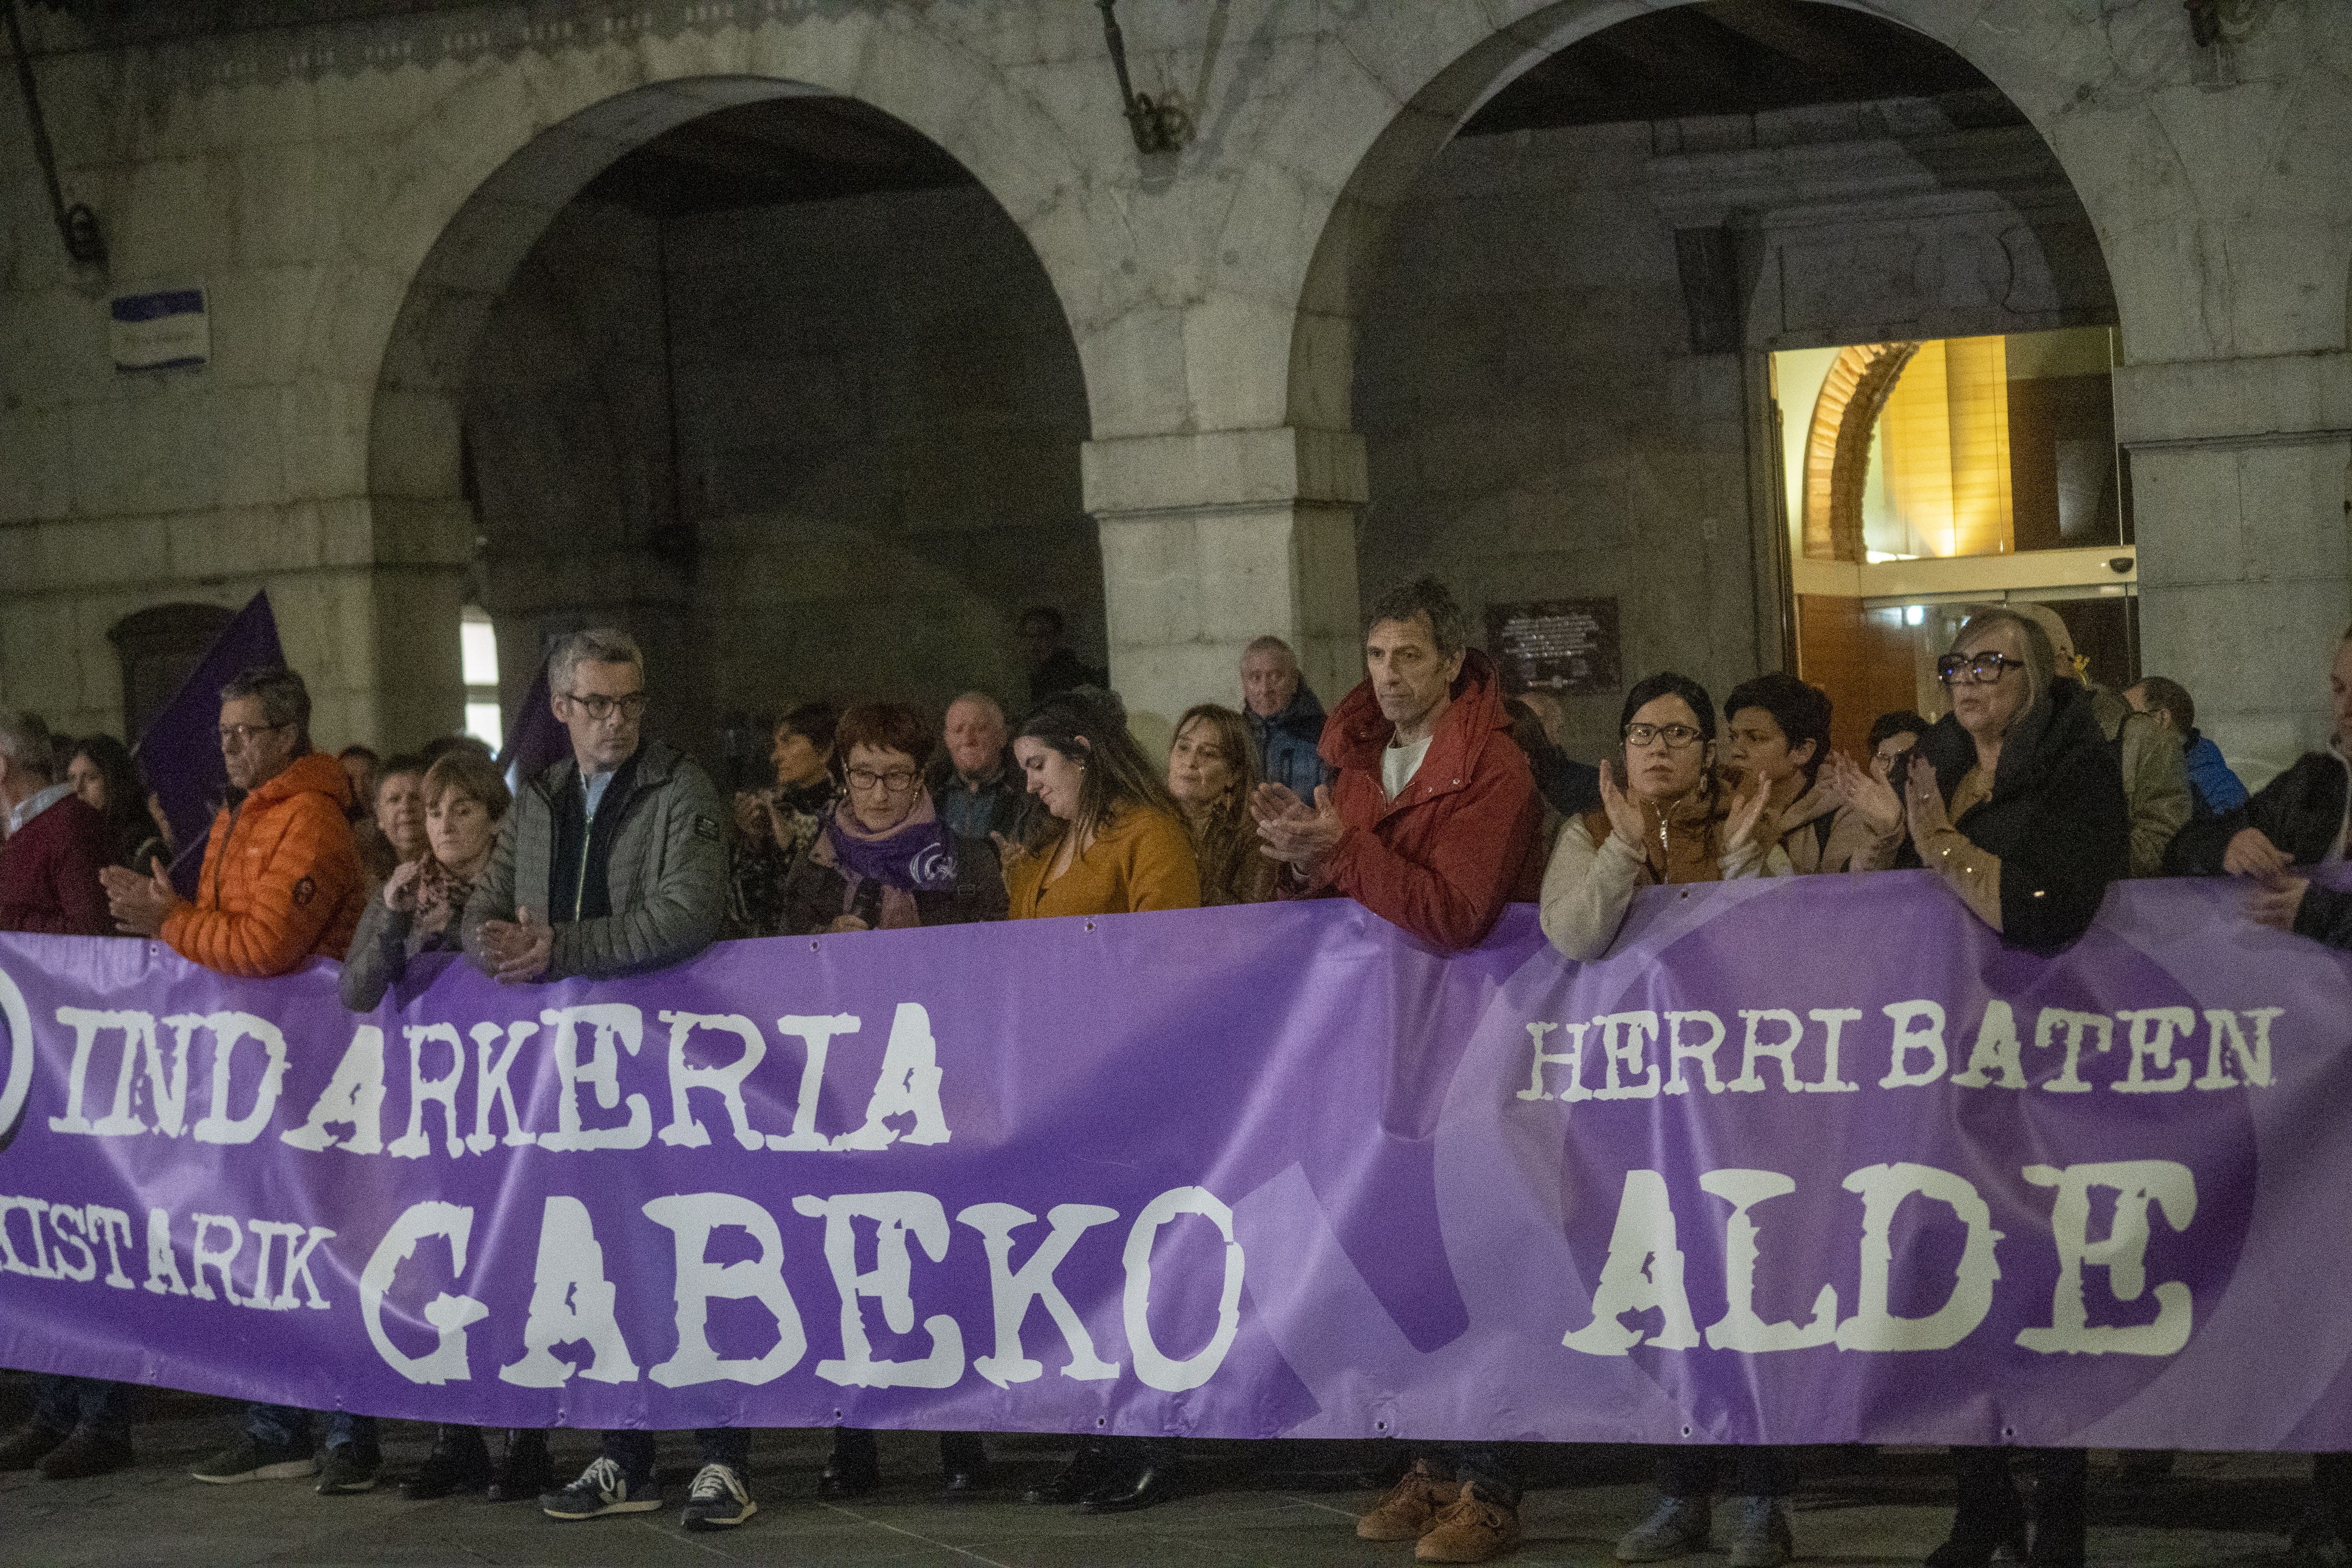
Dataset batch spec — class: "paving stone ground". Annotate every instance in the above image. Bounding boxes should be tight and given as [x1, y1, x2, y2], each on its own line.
[0, 1385, 2325, 1566]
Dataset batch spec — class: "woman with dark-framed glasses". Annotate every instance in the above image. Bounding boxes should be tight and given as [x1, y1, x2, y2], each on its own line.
[1900, 608, 2126, 1568]
[1539, 671, 1780, 964]
[1899, 607, 2128, 955]
[777, 701, 1000, 1503]
[777, 702, 996, 936]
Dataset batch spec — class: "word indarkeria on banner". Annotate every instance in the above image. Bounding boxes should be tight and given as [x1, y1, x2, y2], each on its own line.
[40, 1003, 951, 1156]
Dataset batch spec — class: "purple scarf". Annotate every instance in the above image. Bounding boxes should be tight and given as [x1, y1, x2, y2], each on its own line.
[821, 795, 956, 893]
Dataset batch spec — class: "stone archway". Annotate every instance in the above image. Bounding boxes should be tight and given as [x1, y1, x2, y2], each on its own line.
[1271, 0, 2171, 445]
[1252, 0, 2146, 754]
[1802, 342, 1923, 563]
[305, 13, 1109, 750]
[362, 72, 1099, 755]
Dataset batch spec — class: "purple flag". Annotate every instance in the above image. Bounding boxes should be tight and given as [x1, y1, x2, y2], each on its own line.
[495, 657, 567, 795]
[1, 877, 2348, 1450]
[131, 592, 283, 897]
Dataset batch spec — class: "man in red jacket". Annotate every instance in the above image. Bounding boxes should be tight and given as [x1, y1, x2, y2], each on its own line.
[0, 711, 111, 938]
[1250, 577, 1540, 1564]
[1252, 575, 1543, 952]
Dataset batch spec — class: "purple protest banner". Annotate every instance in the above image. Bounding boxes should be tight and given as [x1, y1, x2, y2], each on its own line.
[0, 873, 2347, 1451]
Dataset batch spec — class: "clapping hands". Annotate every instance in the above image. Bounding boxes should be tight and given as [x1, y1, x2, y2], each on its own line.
[1823, 748, 1903, 837]
[1250, 782, 1345, 868]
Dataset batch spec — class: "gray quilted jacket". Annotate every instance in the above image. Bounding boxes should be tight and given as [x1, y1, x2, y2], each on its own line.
[459, 740, 727, 981]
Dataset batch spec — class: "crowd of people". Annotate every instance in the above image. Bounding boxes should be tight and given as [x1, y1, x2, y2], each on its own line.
[2, 575, 2347, 1567]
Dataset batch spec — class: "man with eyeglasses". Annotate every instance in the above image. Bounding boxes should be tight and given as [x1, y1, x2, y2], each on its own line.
[100, 665, 380, 1489]
[454, 628, 746, 1530]
[102, 665, 365, 977]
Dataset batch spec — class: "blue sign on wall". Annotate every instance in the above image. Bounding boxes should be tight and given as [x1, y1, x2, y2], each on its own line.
[109, 288, 208, 373]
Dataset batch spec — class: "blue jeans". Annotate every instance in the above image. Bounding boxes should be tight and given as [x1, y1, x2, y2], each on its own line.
[243, 1403, 377, 1453]
[1439, 1444, 1519, 1506]
[31, 1376, 134, 1440]
[600, 1428, 749, 1480]
[1659, 1444, 1796, 1499]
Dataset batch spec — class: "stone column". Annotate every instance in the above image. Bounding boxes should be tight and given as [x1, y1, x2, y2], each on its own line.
[1084, 426, 1366, 752]
[2121, 351, 2352, 784]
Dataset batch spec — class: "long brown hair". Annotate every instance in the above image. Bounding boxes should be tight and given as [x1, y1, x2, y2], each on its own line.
[1014, 689, 1182, 857]
[1171, 704, 1262, 906]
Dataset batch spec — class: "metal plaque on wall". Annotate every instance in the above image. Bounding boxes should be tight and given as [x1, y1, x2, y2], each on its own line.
[1487, 597, 1621, 695]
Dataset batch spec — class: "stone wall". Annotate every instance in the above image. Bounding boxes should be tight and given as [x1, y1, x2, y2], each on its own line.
[0, 0, 2342, 778]
[462, 182, 1093, 759]
[1354, 119, 1757, 762]
[1353, 95, 2114, 764]
[668, 186, 1097, 735]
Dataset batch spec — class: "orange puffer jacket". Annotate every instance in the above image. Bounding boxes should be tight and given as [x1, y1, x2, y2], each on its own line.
[160, 750, 365, 977]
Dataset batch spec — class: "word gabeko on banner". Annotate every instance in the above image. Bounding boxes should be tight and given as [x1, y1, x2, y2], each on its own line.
[0, 872, 2346, 1450]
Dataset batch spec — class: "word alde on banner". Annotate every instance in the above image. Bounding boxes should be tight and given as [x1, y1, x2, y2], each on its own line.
[1566, 1159, 2196, 1360]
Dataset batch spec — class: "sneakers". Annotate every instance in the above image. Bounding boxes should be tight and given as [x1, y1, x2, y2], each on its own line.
[681, 1462, 757, 1531]
[1727, 1494, 1794, 1567]
[191, 1435, 317, 1484]
[0, 1423, 66, 1472]
[39, 1429, 134, 1480]
[541, 1456, 661, 1520]
[1358, 1459, 1463, 1541]
[1416, 1483, 1522, 1564]
[315, 1444, 383, 1495]
[1617, 1495, 1712, 1561]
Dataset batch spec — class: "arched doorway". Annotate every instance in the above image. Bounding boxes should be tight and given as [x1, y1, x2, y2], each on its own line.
[1293, 0, 2122, 763]
[367, 78, 1096, 763]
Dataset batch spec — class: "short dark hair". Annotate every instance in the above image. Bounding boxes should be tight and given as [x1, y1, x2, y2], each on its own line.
[337, 744, 379, 764]
[376, 753, 428, 802]
[776, 701, 841, 754]
[1619, 671, 1717, 745]
[835, 702, 936, 773]
[2132, 675, 2195, 733]
[1366, 576, 1469, 660]
[1866, 710, 1931, 753]
[1019, 606, 1066, 637]
[220, 665, 312, 748]
[420, 734, 493, 766]
[422, 747, 512, 824]
[1724, 671, 1832, 784]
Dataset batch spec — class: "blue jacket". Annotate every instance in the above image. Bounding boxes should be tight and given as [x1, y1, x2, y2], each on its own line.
[1249, 685, 1334, 801]
[2181, 731, 2249, 817]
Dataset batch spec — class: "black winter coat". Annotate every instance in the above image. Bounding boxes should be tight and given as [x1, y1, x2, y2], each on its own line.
[1908, 681, 2130, 954]
[2169, 746, 2352, 950]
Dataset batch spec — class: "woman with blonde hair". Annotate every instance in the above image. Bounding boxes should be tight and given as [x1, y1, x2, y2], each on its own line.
[1167, 702, 1276, 906]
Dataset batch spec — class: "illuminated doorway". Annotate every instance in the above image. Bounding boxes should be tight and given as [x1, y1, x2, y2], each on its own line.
[1774, 326, 2135, 757]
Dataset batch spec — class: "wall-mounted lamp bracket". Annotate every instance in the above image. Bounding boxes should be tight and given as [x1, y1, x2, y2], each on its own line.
[1097, 0, 1193, 155]
[5, 0, 106, 270]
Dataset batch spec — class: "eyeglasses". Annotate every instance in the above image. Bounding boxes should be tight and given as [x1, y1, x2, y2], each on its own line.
[1937, 652, 2024, 686]
[563, 691, 648, 721]
[845, 767, 921, 794]
[217, 722, 289, 746]
[1623, 722, 1703, 750]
